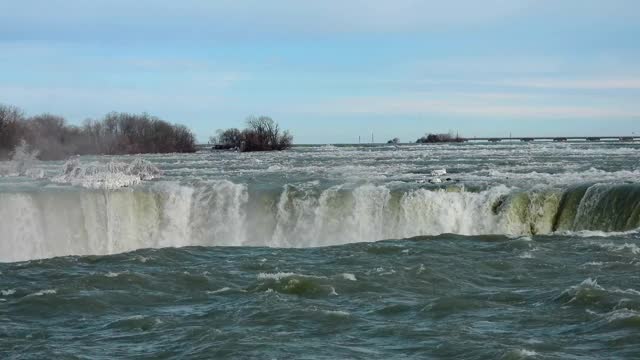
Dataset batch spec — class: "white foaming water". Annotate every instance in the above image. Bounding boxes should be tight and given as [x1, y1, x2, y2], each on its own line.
[341, 273, 357, 281]
[582, 262, 604, 267]
[270, 183, 555, 247]
[0, 141, 41, 178]
[399, 185, 509, 237]
[1, 143, 639, 262]
[611, 288, 640, 296]
[559, 230, 640, 238]
[516, 349, 538, 357]
[29, 289, 57, 297]
[575, 278, 604, 290]
[257, 272, 325, 281]
[606, 309, 640, 323]
[561, 278, 640, 306]
[593, 242, 640, 255]
[322, 310, 350, 317]
[206, 287, 232, 294]
[519, 251, 535, 259]
[561, 278, 605, 303]
[468, 168, 640, 187]
[188, 180, 248, 246]
[0, 180, 638, 262]
[52, 158, 161, 189]
[257, 272, 299, 281]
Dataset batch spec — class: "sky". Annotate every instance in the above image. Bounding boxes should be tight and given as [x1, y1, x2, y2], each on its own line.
[1, 0, 639, 144]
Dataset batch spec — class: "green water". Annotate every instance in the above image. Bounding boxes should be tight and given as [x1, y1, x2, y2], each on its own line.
[1, 142, 640, 358]
[2, 235, 639, 359]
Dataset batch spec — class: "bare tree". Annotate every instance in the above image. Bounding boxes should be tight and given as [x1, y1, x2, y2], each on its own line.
[242, 116, 292, 151]
[0, 104, 198, 160]
[416, 132, 464, 143]
[0, 104, 26, 159]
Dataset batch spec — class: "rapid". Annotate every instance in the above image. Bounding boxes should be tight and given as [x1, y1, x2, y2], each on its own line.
[1, 142, 640, 358]
[1, 142, 639, 262]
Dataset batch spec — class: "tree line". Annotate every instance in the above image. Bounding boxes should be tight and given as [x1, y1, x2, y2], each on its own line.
[0, 104, 197, 160]
[416, 132, 465, 143]
[210, 116, 293, 152]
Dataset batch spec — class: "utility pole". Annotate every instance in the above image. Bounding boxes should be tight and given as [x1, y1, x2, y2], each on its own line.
[371, 132, 374, 144]
[358, 136, 361, 144]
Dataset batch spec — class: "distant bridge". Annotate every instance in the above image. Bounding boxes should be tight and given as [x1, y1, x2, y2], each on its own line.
[462, 136, 638, 143]
[195, 136, 638, 149]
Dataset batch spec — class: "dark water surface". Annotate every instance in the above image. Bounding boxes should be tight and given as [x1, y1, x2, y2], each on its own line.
[2, 234, 639, 359]
[2, 142, 640, 358]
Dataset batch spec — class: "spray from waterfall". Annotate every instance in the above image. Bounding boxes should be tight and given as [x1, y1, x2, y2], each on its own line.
[1, 176, 639, 262]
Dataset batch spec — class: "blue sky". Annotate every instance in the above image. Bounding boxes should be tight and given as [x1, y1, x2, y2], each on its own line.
[1, 0, 639, 143]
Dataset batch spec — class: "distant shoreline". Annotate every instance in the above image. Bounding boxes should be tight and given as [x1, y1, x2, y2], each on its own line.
[199, 138, 638, 149]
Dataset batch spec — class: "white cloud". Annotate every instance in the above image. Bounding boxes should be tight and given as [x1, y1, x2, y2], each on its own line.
[391, 77, 640, 91]
[0, 85, 229, 120]
[287, 92, 640, 119]
[499, 78, 640, 90]
[3, 0, 638, 39]
[408, 56, 565, 76]
[0, 0, 542, 36]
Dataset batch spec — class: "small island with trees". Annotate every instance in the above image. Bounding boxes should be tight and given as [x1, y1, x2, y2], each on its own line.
[1, 103, 294, 161]
[416, 132, 465, 143]
[210, 116, 292, 152]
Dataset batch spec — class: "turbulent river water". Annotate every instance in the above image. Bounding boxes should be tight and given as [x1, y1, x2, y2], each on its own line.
[1, 142, 640, 358]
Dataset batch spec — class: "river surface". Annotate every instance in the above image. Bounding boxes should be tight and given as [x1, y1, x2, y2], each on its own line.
[1, 142, 639, 358]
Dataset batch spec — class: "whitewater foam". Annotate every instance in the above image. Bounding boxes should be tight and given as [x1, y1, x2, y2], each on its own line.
[607, 309, 640, 321]
[611, 288, 640, 296]
[519, 251, 535, 259]
[341, 273, 357, 281]
[257, 272, 303, 281]
[582, 261, 604, 267]
[559, 229, 640, 238]
[593, 242, 640, 255]
[206, 287, 232, 294]
[0, 141, 41, 178]
[257, 272, 328, 281]
[52, 157, 161, 189]
[29, 289, 57, 297]
[322, 310, 350, 317]
[1, 161, 640, 261]
[562, 278, 605, 304]
[516, 349, 538, 357]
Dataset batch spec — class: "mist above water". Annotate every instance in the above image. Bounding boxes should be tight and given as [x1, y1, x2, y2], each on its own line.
[1, 142, 639, 262]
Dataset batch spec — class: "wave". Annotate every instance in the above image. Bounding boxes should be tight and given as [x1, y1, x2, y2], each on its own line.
[1, 153, 161, 188]
[252, 272, 338, 297]
[559, 278, 640, 330]
[0, 140, 44, 179]
[51, 158, 161, 189]
[1, 180, 639, 262]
